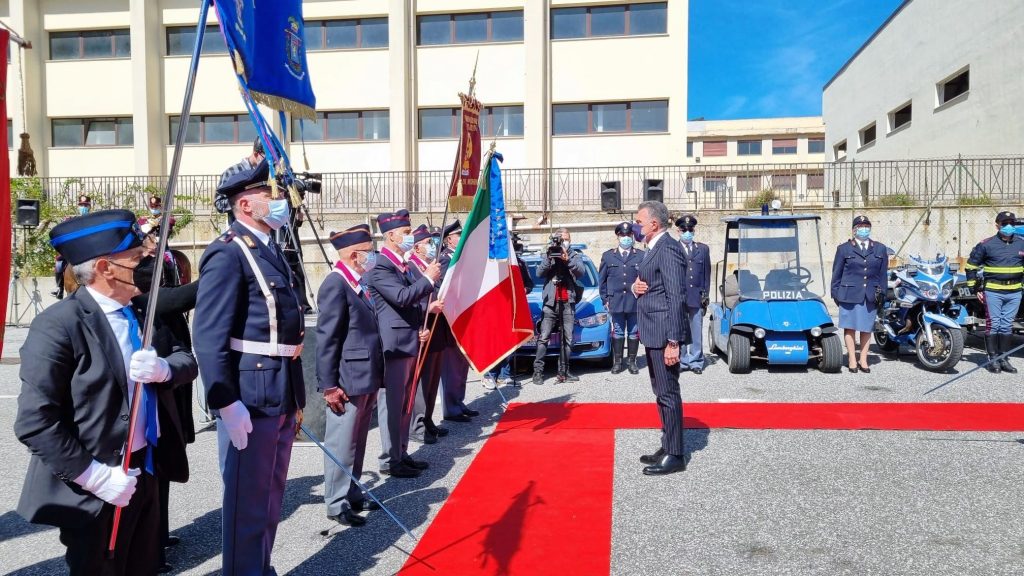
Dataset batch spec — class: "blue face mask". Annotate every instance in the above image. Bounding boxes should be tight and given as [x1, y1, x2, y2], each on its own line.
[855, 227, 871, 240]
[397, 234, 415, 253]
[1000, 224, 1016, 237]
[261, 198, 290, 230]
[618, 236, 634, 249]
[680, 231, 694, 242]
[425, 244, 437, 259]
[360, 251, 377, 271]
[78, 206, 89, 216]
[150, 209, 161, 216]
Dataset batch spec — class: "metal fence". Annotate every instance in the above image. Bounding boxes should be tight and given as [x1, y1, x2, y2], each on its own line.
[21, 156, 1024, 216]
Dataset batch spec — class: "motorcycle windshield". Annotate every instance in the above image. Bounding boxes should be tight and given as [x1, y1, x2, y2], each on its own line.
[909, 255, 947, 278]
[736, 219, 825, 301]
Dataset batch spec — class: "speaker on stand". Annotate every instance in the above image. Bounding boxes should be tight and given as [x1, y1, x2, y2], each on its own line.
[8, 199, 44, 327]
[643, 179, 664, 203]
[600, 181, 621, 213]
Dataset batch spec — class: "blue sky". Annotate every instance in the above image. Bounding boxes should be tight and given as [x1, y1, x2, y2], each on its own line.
[688, 0, 905, 120]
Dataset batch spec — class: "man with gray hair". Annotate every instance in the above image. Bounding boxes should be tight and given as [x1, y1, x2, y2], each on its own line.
[632, 201, 690, 475]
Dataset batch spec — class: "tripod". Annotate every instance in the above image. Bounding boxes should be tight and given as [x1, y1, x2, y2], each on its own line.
[7, 226, 44, 327]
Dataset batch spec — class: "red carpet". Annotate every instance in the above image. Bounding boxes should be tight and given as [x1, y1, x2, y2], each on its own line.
[400, 402, 1024, 575]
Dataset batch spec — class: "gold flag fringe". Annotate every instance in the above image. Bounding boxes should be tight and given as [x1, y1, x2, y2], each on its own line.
[248, 89, 317, 121]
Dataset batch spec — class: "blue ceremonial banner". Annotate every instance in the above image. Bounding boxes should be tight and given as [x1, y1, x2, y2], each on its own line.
[214, 0, 317, 119]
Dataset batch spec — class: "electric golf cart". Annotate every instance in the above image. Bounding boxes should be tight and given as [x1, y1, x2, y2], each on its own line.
[707, 215, 843, 373]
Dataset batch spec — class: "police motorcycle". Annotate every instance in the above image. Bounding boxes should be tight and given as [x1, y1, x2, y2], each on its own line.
[873, 254, 965, 372]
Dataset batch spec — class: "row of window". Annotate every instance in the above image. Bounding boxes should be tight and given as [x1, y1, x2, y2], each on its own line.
[687, 138, 825, 157]
[693, 173, 825, 193]
[48, 3, 668, 59]
[834, 67, 969, 159]
[48, 101, 669, 147]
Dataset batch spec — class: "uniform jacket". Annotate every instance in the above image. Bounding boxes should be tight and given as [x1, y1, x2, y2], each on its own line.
[366, 247, 435, 357]
[194, 221, 306, 416]
[15, 289, 197, 529]
[830, 239, 888, 305]
[408, 257, 448, 354]
[537, 249, 586, 307]
[315, 266, 383, 397]
[636, 233, 691, 348]
[680, 241, 712, 307]
[598, 247, 644, 314]
[966, 234, 1024, 289]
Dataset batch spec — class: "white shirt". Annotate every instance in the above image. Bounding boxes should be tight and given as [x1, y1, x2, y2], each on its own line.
[646, 229, 669, 251]
[85, 286, 157, 453]
[681, 240, 692, 255]
[619, 249, 629, 259]
[238, 220, 271, 247]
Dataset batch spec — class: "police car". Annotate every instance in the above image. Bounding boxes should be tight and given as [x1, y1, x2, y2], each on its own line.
[514, 244, 614, 365]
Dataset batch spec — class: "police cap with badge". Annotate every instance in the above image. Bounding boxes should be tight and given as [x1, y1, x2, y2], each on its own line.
[49, 209, 145, 265]
[614, 221, 632, 236]
[442, 219, 462, 238]
[676, 214, 698, 230]
[996, 210, 1016, 224]
[853, 215, 871, 227]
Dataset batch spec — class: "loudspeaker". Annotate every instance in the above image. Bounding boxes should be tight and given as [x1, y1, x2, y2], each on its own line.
[643, 179, 664, 203]
[600, 181, 621, 212]
[16, 199, 39, 227]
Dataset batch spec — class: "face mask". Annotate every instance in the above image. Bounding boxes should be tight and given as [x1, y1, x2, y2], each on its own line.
[131, 255, 158, 293]
[1000, 224, 1016, 237]
[78, 206, 89, 215]
[680, 231, 694, 242]
[362, 251, 377, 271]
[150, 209, 161, 216]
[424, 244, 437, 260]
[618, 236, 634, 249]
[855, 227, 871, 240]
[397, 234, 415, 253]
[261, 198, 290, 230]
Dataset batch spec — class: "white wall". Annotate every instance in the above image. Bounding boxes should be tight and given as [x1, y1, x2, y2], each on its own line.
[823, 0, 1024, 162]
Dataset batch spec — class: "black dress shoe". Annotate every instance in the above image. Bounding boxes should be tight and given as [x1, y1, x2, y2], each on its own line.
[381, 464, 421, 478]
[411, 431, 437, 445]
[351, 499, 381, 513]
[157, 562, 173, 574]
[639, 447, 665, 465]
[444, 413, 471, 423]
[329, 508, 367, 527]
[164, 535, 181, 547]
[402, 455, 429, 470]
[462, 407, 480, 417]
[643, 453, 687, 476]
[692, 367, 703, 375]
[425, 422, 449, 437]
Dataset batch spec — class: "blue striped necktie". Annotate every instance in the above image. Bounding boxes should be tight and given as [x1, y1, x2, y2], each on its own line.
[120, 307, 158, 474]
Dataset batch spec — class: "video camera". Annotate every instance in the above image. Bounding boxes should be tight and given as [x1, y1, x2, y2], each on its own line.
[291, 172, 322, 196]
[511, 232, 525, 255]
[546, 233, 564, 259]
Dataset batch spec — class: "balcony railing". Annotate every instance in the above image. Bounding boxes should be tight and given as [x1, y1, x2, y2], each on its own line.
[21, 156, 1024, 217]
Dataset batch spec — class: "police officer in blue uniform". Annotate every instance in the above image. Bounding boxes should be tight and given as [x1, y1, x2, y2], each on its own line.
[966, 210, 1024, 373]
[316, 224, 382, 528]
[677, 215, 712, 374]
[194, 159, 306, 576]
[598, 222, 644, 375]
[830, 215, 888, 373]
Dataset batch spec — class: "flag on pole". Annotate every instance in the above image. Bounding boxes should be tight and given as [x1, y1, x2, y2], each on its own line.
[439, 152, 533, 374]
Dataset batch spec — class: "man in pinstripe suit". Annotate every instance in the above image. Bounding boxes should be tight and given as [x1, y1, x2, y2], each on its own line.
[632, 201, 690, 476]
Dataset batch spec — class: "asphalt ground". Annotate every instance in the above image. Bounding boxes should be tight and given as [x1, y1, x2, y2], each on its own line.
[1, 326, 1022, 575]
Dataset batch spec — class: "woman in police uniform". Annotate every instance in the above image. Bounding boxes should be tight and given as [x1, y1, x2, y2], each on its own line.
[830, 215, 888, 373]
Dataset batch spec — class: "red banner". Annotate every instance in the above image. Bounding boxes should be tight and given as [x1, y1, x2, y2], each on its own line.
[0, 29, 11, 354]
[447, 93, 482, 212]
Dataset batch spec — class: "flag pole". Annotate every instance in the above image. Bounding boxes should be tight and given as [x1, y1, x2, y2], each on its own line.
[108, 0, 211, 557]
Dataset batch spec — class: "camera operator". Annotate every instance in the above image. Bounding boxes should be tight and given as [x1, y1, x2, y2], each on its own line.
[532, 228, 585, 385]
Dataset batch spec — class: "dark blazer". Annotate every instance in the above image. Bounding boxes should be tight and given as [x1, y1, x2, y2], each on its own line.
[408, 260, 448, 354]
[315, 268, 384, 397]
[366, 248, 435, 357]
[194, 221, 306, 416]
[830, 239, 888, 305]
[15, 289, 197, 529]
[537, 249, 586, 307]
[636, 233, 691, 348]
[680, 241, 712, 307]
[598, 247, 644, 314]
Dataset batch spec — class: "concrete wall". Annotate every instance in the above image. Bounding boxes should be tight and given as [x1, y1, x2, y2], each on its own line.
[823, 0, 1024, 161]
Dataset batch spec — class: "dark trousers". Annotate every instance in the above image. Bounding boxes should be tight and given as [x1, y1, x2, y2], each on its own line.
[59, 467, 160, 576]
[218, 413, 296, 576]
[534, 300, 575, 374]
[411, 348, 443, 436]
[645, 347, 685, 456]
[379, 354, 416, 469]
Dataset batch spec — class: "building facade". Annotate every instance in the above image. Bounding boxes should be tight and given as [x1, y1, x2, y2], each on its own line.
[823, 0, 1024, 163]
[1, 0, 687, 178]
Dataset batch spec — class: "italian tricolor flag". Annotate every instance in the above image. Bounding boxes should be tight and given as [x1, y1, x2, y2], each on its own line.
[439, 152, 534, 374]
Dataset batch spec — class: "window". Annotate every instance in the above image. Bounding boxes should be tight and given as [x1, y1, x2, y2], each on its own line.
[52, 118, 133, 147]
[808, 138, 825, 154]
[889, 101, 912, 132]
[772, 174, 796, 191]
[552, 3, 667, 39]
[305, 18, 389, 50]
[938, 68, 969, 105]
[50, 30, 130, 60]
[737, 175, 761, 192]
[703, 177, 727, 193]
[703, 141, 727, 157]
[859, 123, 876, 148]
[169, 114, 255, 145]
[834, 140, 847, 161]
[291, 110, 390, 141]
[772, 139, 797, 155]
[807, 173, 825, 189]
[552, 100, 668, 135]
[417, 11, 523, 45]
[418, 106, 524, 139]
[686, 141, 693, 158]
[166, 25, 228, 55]
[738, 140, 762, 156]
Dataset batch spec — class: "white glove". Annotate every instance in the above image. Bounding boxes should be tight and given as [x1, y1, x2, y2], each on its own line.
[74, 460, 140, 508]
[129, 347, 172, 383]
[219, 400, 253, 451]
